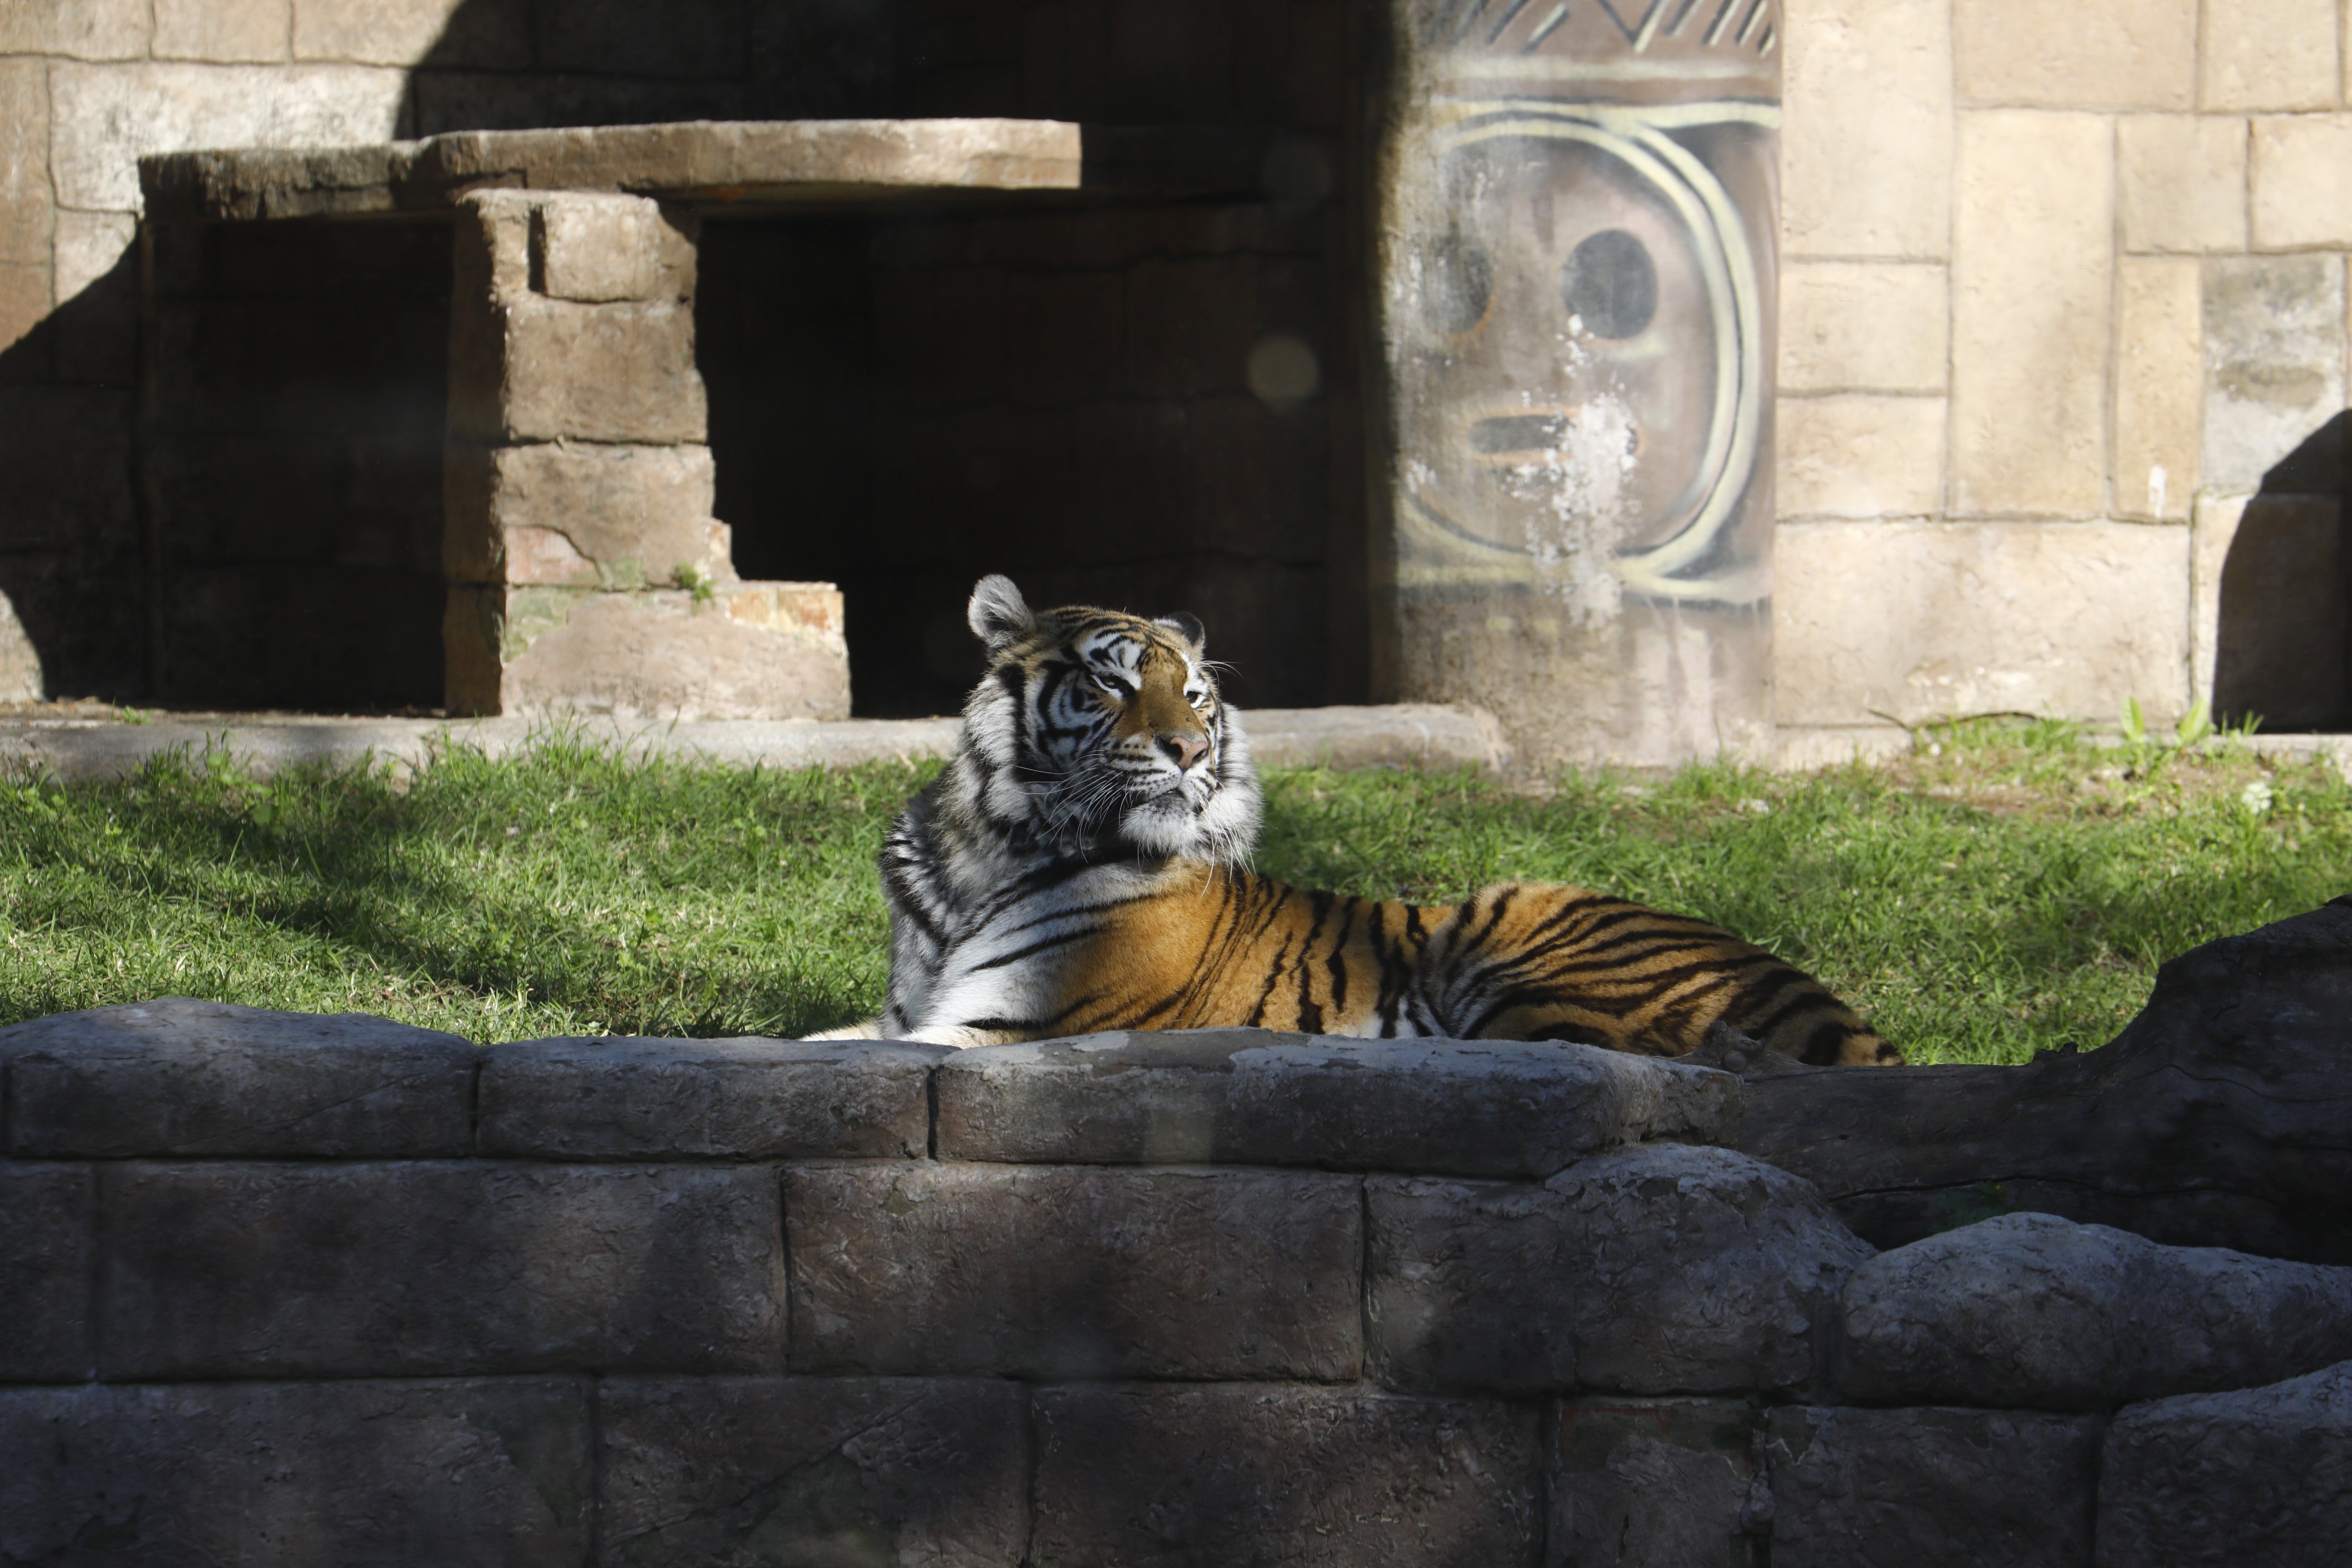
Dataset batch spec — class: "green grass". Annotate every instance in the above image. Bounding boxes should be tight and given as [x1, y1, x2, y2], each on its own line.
[2, 721, 2345, 1062]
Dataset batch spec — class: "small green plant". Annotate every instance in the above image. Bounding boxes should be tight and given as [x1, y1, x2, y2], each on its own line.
[675, 562, 717, 606]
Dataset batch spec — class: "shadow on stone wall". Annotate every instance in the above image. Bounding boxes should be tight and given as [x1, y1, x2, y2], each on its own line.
[2213, 411, 2352, 732]
[0, 243, 144, 702]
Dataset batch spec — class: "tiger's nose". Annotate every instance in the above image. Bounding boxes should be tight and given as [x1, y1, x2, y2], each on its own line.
[1160, 732, 1210, 770]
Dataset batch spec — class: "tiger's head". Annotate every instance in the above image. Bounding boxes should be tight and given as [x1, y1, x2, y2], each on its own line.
[954, 574, 1260, 865]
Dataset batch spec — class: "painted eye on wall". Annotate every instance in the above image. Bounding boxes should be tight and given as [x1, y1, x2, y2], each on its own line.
[1561, 229, 1657, 339]
[1421, 227, 1493, 336]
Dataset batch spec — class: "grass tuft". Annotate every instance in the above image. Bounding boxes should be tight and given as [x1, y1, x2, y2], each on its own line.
[2, 722, 2345, 1062]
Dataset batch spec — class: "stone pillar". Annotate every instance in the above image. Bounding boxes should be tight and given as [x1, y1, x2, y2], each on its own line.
[443, 190, 850, 719]
[1373, 1, 1781, 769]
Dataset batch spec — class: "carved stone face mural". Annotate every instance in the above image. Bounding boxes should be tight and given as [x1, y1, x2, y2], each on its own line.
[1378, 0, 1781, 767]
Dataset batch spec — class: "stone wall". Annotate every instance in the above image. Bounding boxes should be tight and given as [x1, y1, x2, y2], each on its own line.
[1775, 0, 2352, 744]
[3, 997, 2349, 1564]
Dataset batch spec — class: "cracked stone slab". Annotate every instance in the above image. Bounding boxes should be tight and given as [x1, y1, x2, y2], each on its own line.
[1032, 1384, 1539, 1567]
[1, 996, 474, 1157]
[1842, 1211, 2352, 1409]
[1368, 1144, 1872, 1397]
[935, 1028, 1737, 1177]
[479, 1037, 945, 1160]
[2096, 1359, 2352, 1566]
[0, 1378, 590, 1567]
[100, 1161, 785, 1378]
[1549, 1398, 1764, 1568]
[1762, 1405, 2100, 1568]
[596, 1376, 1027, 1567]
[784, 1162, 1361, 1380]
[0, 1163, 93, 1380]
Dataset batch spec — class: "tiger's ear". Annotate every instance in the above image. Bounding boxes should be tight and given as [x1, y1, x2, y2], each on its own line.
[967, 575, 1036, 654]
[1154, 611, 1206, 655]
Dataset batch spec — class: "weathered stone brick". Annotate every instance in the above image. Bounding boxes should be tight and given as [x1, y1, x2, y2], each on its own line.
[2200, 0, 2339, 111]
[1367, 1145, 1871, 1397]
[1955, 0, 2196, 108]
[0, 62, 51, 268]
[535, 193, 666, 303]
[444, 584, 852, 721]
[479, 1037, 943, 1160]
[296, 0, 530, 67]
[1762, 1406, 2100, 1568]
[1777, 521, 2191, 726]
[935, 1030, 1734, 1177]
[0, 262, 47, 362]
[2250, 115, 2352, 250]
[2096, 1360, 2352, 1566]
[443, 442, 722, 587]
[49, 62, 405, 212]
[2113, 256, 2202, 522]
[153, 0, 289, 62]
[1550, 1399, 1763, 1568]
[1032, 1384, 1539, 1567]
[2202, 253, 2346, 489]
[1843, 1213, 2352, 1409]
[0, 1378, 590, 1567]
[597, 1377, 1027, 1567]
[2119, 115, 2248, 253]
[1952, 110, 2114, 518]
[0, 1163, 92, 1380]
[1776, 395, 1946, 518]
[785, 1163, 1361, 1380]
[2, 996, 474, 1157]
[1778, 262, 1948, 394]
[100, 1161, 785, 1377]
[1782, 0, 1952, 260]
[0, 0, 149, 58]
[469, 298, 707, 444]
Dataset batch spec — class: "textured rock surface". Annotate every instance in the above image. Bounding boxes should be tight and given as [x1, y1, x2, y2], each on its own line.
[597, 1376, 1028, 1568]
[2096, 1359, 2352, 1566]
[0, 1378, 591, 1568]
[1032, 1384, 1539, 1567]
[0, 1163, 91, 1379]
[479, 1037, 944, 1160]
[1550, 1399, 1763, 1568]
[785, 1163, 1360, 1380]
[1762, 1405, 2100, 1568]
[1737, 898, 2352, 1261]
[101, 1161, 785, 1377]
[1843, 1212, 2352, 1408]
[934, 1029, 1736, 1177]
[0, 996, 473, 1157]
[1367, 1144, 1873, 1396]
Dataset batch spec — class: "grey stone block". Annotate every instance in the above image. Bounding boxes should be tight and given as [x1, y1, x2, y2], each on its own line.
[1, 996, 474, 1157]
[1368, 1145, 1871, 1397]
[0, 1163, 92, 1379]
[1842, 1211, 2352, 1410]
[1550, 1399, 1764, 1568]
[785, 1163, 1360, 1380]
[597, 1377, 1027, 1567]
[2096, 1359, 2352, 1566]
[101, 1161, 784, 1377]
[935, 1029, 1735, 1178]
[1032, 1383, 1540, 1567]
[479, 1037, 944, 1160]
[535, 193, 666, 302]
[1762, 1406, 2099, 1568]
[0, 1377, 590, 1567]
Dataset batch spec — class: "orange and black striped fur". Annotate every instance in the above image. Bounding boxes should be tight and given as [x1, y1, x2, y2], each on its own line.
[811, 575, 1901, 1065]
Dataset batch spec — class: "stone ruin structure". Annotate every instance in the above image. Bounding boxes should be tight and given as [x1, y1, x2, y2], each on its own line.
[7, 0, 2352, 769]
[3, 901, 2349, 1563]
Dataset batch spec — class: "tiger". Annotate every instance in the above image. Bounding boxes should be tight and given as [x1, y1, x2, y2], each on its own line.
[810, 574, 1901, 1065]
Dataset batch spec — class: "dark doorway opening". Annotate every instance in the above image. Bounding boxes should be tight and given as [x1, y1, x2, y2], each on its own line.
[2212, 413, 2352, 732]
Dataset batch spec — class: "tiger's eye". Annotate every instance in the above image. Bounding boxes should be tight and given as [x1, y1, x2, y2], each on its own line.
[1422, 227, 1492, 336]
[1561, 229, 1657, 339]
